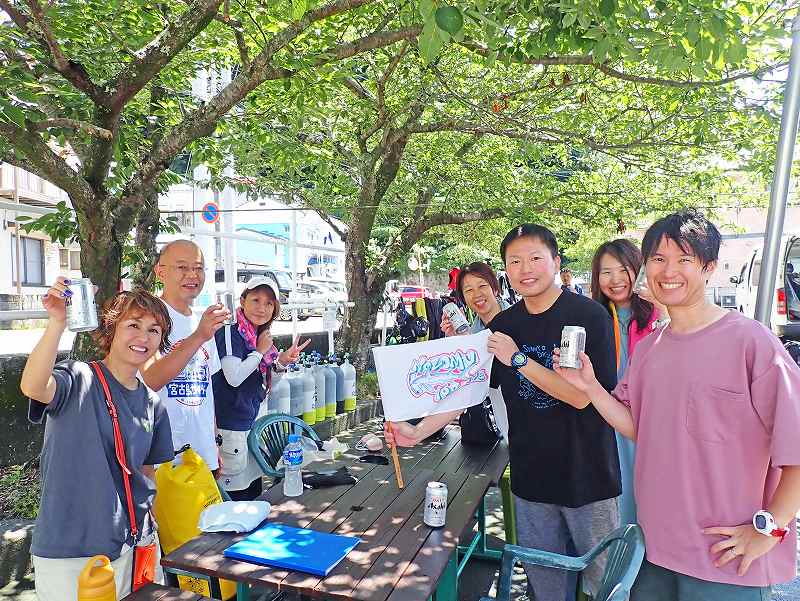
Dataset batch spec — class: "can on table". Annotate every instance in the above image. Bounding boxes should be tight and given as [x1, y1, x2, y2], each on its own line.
[424, 481, 448, 528]
[66, 278, 99, 332]
[442, 302, 470, 335]
[560, 326, 586, 369]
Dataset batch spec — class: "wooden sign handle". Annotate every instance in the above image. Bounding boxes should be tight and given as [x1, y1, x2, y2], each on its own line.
[386, 423, 404, 489]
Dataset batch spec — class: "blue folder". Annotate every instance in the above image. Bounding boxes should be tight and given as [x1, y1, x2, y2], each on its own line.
[223, 523, 361, 577]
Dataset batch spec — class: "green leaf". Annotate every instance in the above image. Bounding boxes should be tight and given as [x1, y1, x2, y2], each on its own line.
[435, 6, 464, 35]
[562, 11, 577, 28]
[419, 19, 444, 64]
[685, 20, 700, 44]
[725, 41, 747, 64]
[594, 37, 610, 63]
[419, 0, 435, 20]
[599, 0, 615, 18]
[291, 0, 307, 21]
[695, 37, 712, 62]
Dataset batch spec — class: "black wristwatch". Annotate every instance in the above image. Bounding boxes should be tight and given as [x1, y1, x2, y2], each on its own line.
[215, 433, 223, 447]
[511, 351, 528, 369]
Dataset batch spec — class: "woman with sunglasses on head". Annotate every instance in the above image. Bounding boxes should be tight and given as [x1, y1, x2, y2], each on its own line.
[590, 238, 665, 525]
[20, 281, 175, 601]
[212, 276, 310, 500]
[441, 262, 510, 336]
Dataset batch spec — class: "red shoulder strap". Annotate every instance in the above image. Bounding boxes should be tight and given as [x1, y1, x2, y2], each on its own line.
[89, 361, 138, 540]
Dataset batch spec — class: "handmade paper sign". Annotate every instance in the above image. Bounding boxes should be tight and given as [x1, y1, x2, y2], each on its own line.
[372, 329, 493, 422]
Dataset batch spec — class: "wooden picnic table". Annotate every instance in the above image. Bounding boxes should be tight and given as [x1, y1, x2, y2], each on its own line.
[161, 425, 509, 601]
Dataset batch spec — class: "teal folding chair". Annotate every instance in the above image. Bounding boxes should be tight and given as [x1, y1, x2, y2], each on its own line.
[480, 524, 645, 601]
[247, 413, 321, 478]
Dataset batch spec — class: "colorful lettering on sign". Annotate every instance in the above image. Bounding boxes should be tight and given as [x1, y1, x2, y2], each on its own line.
[407, 348, 488, 403]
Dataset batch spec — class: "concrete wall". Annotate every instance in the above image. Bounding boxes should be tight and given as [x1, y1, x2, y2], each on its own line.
[0, 330, 384, 468]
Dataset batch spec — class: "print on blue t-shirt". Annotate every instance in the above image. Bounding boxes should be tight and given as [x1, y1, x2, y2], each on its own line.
[166, 353, 210, 403]
[515, 344, 559, 409]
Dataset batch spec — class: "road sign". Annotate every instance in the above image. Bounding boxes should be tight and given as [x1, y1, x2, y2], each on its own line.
[201, 202, 220, 224]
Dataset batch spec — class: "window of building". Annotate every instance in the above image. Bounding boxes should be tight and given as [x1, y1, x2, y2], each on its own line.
[11, 237, 45, 286]
[59, 248, 69, 268]
[69, 250, 81, 270]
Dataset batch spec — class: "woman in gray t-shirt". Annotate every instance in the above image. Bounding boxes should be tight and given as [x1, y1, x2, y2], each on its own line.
[20, 281, 175, 601]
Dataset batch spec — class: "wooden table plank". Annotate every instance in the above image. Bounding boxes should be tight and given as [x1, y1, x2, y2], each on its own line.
[311, 468, 437, 599]
[385, 473, 494, 601]
[161, 425, 508, 601]
[346, 470, 471, 601]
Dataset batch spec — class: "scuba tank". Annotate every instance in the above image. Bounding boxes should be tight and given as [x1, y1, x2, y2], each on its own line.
[322, 359, 337, 419]
[286, 365, 304, 418]
[299, 364, 316, 424]
[330, 354, 345, 414]
[312, 359, 326, 422]
[270, 372, 290, 415]
[342, 353, 357, 412]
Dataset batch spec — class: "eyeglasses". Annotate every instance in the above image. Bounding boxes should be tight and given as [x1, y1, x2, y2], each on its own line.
[162, 264, 205, 276]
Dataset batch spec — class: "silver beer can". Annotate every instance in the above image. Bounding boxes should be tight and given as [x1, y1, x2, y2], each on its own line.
[66, 278, 99, 332]
[560, 326, 586, 369]
[216, 291, 235, 325]
[442, 302, 470, 334]
[424, 481, 448, 528]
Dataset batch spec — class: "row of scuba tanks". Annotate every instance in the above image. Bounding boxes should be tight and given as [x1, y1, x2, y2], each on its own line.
[269, 351, 357, 424]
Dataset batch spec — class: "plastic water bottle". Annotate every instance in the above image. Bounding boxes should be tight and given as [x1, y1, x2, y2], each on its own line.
[342, 354, 357, 412]
[270, 373, 290, 414]
[282, 434, 303, 497]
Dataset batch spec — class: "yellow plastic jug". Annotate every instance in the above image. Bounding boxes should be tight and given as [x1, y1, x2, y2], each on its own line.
[77, 555, 116, 601]
[154, 447, 235, 599]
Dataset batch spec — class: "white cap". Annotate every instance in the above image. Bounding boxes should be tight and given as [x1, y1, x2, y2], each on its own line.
[242, 276, 279, 298]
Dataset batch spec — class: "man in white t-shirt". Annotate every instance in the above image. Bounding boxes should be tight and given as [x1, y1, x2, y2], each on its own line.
[142, 240, 229, 471]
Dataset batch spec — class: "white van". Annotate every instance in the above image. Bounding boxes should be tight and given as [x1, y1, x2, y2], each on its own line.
[732, 234, 800, 339]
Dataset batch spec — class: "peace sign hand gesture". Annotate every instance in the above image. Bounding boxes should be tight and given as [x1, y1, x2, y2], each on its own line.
[278, 336, 312, 365]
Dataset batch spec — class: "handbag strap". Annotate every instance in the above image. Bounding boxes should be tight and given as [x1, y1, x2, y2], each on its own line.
[89, 361, 139, 541]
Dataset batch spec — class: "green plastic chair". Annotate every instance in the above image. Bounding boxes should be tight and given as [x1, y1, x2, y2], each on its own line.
[247, 413, 322, 478]
[479, 524, 645, 601]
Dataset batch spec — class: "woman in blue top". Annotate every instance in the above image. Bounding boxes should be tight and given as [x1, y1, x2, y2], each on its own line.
[590, 239, 664, 525]
[213, 276, 309, 500]
[441, 262, 509, 336]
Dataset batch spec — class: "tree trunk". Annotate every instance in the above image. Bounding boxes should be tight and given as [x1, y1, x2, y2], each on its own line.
[131, 192, 160, 291]
[71, 193, 125, 360]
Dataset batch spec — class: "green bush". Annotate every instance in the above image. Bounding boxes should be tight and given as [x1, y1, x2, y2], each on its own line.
[0, 462, 40, 520]
[357, 372, 380, 400]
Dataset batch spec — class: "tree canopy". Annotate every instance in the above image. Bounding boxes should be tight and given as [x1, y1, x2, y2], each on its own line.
[0, 0, 792, 361]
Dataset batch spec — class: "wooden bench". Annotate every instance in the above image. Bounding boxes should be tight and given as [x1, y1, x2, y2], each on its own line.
[121, 583, 213, 601]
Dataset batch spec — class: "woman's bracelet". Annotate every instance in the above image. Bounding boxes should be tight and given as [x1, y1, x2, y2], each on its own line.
[273, 359, 288, 372]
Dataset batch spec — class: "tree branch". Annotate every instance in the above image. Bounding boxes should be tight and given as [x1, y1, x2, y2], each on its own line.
[212, 12, 250, 68]
[459, 41, 786, 88]
[341, 76, 375, 102]
[0, 0, 109, 104]
[0, 123, 95, 206]
[129, 20, 418, 202]
[378, 207, 505, 274]
[107, 0, 224, 109]
[29, 118, 113, 140]
[313, 207, 346, 240]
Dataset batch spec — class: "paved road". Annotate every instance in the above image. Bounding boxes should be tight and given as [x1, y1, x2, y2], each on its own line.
[0, 312, 398, 356]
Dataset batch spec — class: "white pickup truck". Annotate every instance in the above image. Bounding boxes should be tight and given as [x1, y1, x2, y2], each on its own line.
[731, 233, 800, 340]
